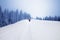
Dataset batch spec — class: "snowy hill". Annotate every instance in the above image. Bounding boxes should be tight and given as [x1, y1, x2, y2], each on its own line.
[0, 19, 60, 40]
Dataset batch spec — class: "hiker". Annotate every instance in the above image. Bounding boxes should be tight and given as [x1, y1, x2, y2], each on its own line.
[29, 19, 31, 22]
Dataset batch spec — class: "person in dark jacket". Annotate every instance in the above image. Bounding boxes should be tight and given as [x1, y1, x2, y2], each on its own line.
[29, 19, 31, 22]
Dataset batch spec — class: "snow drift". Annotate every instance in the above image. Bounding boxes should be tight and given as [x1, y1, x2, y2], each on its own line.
[0, 19, 60, 40]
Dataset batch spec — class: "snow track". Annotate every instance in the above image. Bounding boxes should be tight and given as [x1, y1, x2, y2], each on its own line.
[0, 19, 60, 40]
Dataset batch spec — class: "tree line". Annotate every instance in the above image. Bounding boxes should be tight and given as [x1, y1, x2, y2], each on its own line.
[36, 16, 60, 21]
[0, 6, 60, 27]
[0, 6, 31, 27]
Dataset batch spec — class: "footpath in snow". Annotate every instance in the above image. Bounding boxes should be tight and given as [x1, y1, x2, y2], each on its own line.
[0, 19, 60, 40]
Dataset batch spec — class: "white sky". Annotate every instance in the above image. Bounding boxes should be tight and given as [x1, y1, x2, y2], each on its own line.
[0, 0, 60, 18]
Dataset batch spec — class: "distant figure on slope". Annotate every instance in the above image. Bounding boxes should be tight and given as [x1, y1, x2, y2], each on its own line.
[29, 19, 31, 22]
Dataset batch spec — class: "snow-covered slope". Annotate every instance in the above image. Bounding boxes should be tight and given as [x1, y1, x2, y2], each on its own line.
[0, 19, 60, 40]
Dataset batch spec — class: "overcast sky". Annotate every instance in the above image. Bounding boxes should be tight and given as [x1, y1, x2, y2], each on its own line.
[0, 0, 60, 18]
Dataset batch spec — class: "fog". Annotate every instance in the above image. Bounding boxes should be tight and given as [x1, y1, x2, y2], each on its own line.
[0, 0, 60, 18]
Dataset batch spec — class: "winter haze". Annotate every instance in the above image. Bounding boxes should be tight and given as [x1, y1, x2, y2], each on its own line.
[0, 0, 60, 18]
[0, 0, 60, 40]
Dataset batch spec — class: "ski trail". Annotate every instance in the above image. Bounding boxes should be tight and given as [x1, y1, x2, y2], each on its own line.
[30, 20, 60, 40]
[0, 20, 32, 40]
[0, 20, 60, 40]
[20, 21, 32, 40]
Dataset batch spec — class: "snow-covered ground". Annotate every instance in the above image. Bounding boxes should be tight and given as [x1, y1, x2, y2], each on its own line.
[0, 19, 60, 40]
